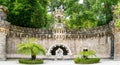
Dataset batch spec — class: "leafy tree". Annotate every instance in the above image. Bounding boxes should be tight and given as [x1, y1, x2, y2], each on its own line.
[17, 38, 45, 60]
[0, 0, 49, 28]
[49, 0, 119, 29]
[1, 0, 119, 29]
[65, 0, 119, 29]
[45, 13, 54, 29]
[113, 1, 120, 28]
[50, 0, 67, 11]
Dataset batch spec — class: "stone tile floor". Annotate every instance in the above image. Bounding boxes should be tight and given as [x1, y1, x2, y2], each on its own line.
[0, 59, 120, 65]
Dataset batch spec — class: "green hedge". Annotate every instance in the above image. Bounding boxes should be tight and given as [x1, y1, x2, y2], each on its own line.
[19, 59, 43, 64]
[74, 58, 100, 64]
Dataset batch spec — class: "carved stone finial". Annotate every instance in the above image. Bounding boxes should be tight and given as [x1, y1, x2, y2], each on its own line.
[53, 8, 64, 23]
[0, 5, 8, 21]
[52, 7, 65, 29]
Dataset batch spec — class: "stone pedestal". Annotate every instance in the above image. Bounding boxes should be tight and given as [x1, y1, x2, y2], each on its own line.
[114, 30, 120, 60]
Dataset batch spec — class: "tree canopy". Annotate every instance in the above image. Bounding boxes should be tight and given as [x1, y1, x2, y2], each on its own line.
[0, 0, 119, 29]
[65, 0, 119, 29]
[0, 0, 49, 28]
[113, 1, 120, 28]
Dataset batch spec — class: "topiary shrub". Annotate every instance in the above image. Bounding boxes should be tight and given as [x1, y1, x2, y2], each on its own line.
[19, 59, 43, 64]
[74, 49, 100, 64]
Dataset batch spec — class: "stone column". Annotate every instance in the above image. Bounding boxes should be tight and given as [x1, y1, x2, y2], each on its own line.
[114, 29, 120, 60]
[0, 31, 7, 60]
[0, 22, 9, 60]
[0, 5, 9, 60]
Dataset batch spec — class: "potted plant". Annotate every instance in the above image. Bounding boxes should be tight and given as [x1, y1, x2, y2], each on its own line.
[74, 48, 100, 64]
[17, 38, 45, 64]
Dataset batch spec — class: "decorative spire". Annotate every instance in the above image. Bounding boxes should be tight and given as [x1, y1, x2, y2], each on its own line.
[53, 6, 64, 23]
[0, 5, 8, 21]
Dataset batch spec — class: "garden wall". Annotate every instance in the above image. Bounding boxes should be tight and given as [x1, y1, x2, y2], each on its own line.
[6, 24, 112, 59]
[114, 29, 120, 60]
[6, 36, 111, 59]
[0, 21, 117, 60]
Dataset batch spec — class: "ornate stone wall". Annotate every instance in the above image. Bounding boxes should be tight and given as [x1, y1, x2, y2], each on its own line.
[1, 5, 120, 60]
[0, 5, 116, 60]
[0, 21, 115, 60]
[114, 29, 120, 60]
[5, 22, 113, 59]
[8, 24, 111, 38]
[6, 33, 112, 59]
[0, 20, 114, 60]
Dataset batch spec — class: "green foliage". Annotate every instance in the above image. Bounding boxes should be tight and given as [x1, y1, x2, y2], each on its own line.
[74, 49, 100, 64]
[74, 58, 100, 64]
[50, 0, 119, 29]
[78, 50, 96, 59]
[74, 57, 80, 63]
[19, 59, 43, 64]
[115, 19, 120, 28]
[113, 1, 120, 28]
[0, 0, 119, 29]
[113, 2, 120, 15]
[50, 0, 67, 11]
[46, 13, 53, 29]
[0, 0, 49, 28]
[17, 38, 45, 60]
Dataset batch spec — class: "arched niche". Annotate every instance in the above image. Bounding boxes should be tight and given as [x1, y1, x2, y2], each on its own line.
[47, 43, 72, 56]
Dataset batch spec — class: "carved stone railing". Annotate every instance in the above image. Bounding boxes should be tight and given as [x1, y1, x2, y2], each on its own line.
[8, 23, 112, 39]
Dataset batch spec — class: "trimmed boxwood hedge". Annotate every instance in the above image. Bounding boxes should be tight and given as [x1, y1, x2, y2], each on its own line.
[19, 59, 43, 64]
[74, 58, 100, 64]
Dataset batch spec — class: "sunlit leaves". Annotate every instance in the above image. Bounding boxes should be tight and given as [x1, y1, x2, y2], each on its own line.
[78, 50, 96, 58]
[113, 2, 120, 15]
[113, 1, 120, 28]
[65, 0, 119, 29]
[115, 19, 120, 28]
[17, 38, 46, 56]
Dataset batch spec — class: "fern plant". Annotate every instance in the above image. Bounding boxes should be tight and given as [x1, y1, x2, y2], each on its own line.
[17, 38, 45, 60]
[78, 49, 96, 59]
[74, 49, 100, 64]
